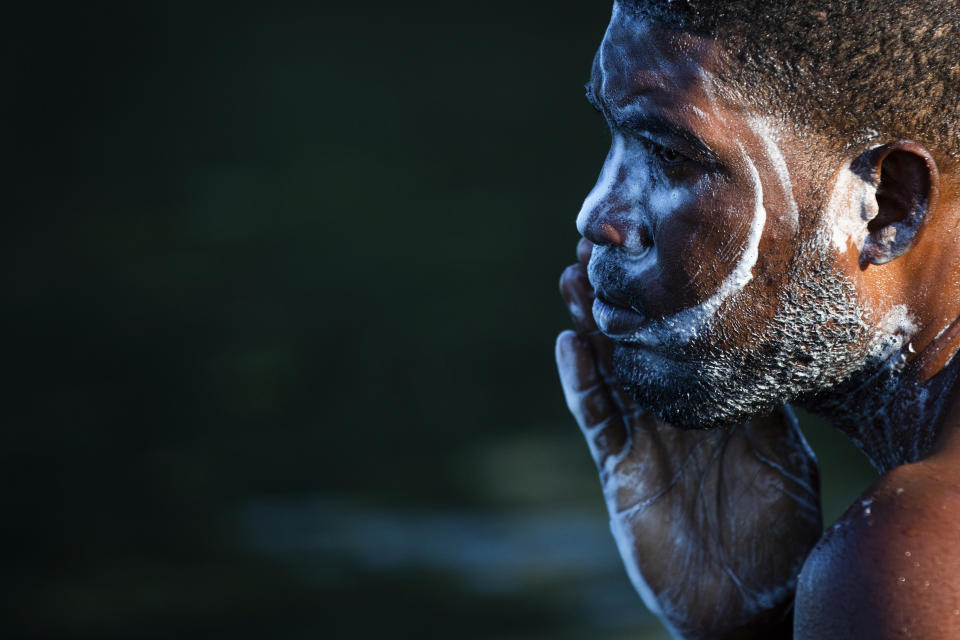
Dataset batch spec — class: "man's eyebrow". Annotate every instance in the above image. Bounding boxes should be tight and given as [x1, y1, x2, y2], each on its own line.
[584, 82, 715, 159]
[621, 112, 714, 155]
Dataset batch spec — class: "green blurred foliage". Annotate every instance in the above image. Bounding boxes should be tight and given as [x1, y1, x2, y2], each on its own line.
[3, 3, 875, 638]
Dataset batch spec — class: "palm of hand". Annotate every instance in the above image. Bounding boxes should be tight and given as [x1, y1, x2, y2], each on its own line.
[557, 257, 822, 640]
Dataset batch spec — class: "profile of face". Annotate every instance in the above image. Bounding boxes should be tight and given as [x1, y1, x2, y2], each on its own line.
[579, 3, 915, 428]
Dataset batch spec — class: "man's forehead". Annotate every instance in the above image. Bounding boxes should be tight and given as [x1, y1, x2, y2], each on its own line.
[590, 8, 723, 106]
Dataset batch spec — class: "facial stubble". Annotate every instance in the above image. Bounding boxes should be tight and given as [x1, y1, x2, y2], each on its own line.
[612, 238, 894, 430]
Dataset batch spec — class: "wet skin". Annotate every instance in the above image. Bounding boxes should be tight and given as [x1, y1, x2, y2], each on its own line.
[557, 3, 960, 639]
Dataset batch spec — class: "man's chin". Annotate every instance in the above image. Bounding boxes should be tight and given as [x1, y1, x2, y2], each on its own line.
[612, 342, 783, 430]
[620, 380, 762, 430]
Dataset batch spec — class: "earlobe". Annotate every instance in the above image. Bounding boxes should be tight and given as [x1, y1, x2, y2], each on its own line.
[860, 141, 940, 266]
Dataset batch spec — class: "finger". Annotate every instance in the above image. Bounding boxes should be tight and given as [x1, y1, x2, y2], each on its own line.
[577, 237, 593, 267]
[742, 406, 820, 501]
[556, 330, 629, 466]
[744, 406, 814, 462]
[560, 263, 623, 383]
[559, 263, 597, 333]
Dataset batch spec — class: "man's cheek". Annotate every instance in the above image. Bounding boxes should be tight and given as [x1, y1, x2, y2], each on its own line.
[654, 206, 741, 307]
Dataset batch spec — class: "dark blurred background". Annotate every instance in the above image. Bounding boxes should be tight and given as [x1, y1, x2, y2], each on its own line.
[4, 3, 876, 638]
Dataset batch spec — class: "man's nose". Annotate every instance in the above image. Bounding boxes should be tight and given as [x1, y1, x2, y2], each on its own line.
[576, 181, 653, 254]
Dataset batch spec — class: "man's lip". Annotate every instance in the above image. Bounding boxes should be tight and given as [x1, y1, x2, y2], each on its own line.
[592, 295, 649, 337]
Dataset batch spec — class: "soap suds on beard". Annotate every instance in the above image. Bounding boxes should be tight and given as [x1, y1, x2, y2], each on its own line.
[614, 231, 910, 430]
[805, 306, 960, 473]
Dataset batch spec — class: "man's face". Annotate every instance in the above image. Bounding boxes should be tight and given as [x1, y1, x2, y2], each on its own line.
[579, 4, 908, 428]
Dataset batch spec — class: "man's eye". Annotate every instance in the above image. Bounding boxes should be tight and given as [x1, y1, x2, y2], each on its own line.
[647, 141, 687, 165]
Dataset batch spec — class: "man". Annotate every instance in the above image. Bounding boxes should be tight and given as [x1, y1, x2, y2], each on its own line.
[555, 1, 960, 638]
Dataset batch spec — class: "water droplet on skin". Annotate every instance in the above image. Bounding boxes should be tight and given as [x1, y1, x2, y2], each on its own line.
[924, 581, 930, 588]
[899, 576, 906, 583]
[896, 487, 905, 495]
[905, 551, 911, 557]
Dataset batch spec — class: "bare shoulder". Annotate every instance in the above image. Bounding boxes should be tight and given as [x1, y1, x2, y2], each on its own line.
[795, 461, 960, 639]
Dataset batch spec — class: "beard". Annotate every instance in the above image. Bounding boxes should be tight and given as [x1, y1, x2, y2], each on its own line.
[612, 238, 909, 429]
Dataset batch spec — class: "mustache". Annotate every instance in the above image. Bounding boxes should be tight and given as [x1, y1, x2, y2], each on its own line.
[586, 246, 650, 314]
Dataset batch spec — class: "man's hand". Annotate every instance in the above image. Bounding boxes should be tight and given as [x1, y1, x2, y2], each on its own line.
[556, 241, 822, 640]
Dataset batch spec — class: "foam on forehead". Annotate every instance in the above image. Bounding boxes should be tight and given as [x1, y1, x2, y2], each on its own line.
[599, 3, 719, 104]
[597, 2, 648, 99]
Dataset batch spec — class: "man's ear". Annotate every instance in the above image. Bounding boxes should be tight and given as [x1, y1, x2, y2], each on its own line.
[860, 141, 940, 266]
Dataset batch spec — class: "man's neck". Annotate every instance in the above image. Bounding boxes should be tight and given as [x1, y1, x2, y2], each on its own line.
[800, 316, 960, 474]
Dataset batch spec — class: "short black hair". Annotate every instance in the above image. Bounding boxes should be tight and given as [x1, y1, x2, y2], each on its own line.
[623, 0, 960, 162]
